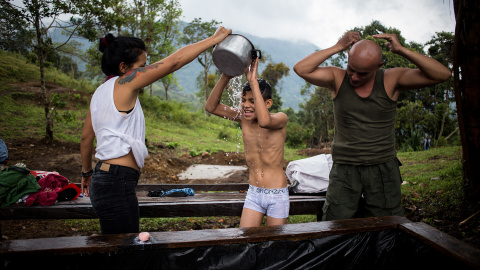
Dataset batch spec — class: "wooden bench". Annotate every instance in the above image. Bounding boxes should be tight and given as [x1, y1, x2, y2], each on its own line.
[0, 183, 325, 237]
[1, 216, 479, 269]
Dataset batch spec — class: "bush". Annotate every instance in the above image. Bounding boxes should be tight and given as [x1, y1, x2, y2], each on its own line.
[286, 122, 309, 148]
[166, 142, 179, 149]
[189, 149, 201, 157]
[218, 129, 237, 141]
[400, 128, 423, 151]
[140, 95, 197, 125]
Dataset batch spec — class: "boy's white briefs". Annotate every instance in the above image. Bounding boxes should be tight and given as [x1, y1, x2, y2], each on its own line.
[243, 184, 290, 219]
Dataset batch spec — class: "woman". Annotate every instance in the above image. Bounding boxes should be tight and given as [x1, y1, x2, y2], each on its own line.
[80, 27, 231, 234]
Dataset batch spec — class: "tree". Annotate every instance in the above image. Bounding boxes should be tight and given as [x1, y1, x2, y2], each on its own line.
[195, 72, 218, 101]
[260, 62, 289, 112]
[426, 32, 455, 147]
[7, 0, 92, 140]
[0, 0, 34, 55]
[78, 0, 130, 80]
[53, 40, 85, 78]
[161, 73, 181, 100]
[127, 0, 182, 97]
[395, 100, 433, 149]
[298, 85, 334, 147]
[453, 0, 480, 201]
[182, 18, 220, 117]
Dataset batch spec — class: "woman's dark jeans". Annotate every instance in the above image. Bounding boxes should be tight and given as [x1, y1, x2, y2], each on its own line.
[89, 162, 140, 234]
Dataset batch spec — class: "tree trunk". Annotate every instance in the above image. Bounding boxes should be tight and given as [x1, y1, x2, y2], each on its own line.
[444, 127, 459, 141]
[433, 85, 438, 140]
[41, 56, 53, 141]
[435, 83, 450, 148]
[34, 10, 52, 141]
[453, 0, 480, 201]
[204, 53, 208, 120]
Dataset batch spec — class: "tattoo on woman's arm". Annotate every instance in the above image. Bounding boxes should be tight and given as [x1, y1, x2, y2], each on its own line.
[118, 63, 163, 85]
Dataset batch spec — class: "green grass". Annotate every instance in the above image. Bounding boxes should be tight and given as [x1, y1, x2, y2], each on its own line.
[145, 111, 243, 154]
[0, 95, 46, 139]
[397, 146, 479, 231]
[0, 51, 40, 84]
[398, 146, 463, 199]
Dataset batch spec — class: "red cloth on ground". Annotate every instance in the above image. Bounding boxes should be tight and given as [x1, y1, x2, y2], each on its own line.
[25, 174, 69, 206]
[57, 183, 81, 201]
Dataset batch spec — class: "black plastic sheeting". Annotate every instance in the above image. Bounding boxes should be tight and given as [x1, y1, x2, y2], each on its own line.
[1, 229, 472, 270]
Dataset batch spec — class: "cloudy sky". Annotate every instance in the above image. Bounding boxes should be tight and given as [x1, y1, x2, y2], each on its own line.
[179, 0, 456, 48]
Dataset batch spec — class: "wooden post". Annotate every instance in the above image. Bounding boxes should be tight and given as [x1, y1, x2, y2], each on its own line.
[453, 0, 480, 201]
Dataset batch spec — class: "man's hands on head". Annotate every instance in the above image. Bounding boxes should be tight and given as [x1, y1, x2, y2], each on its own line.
[373, 33, 404, 54]
[337, 31, 362, 51]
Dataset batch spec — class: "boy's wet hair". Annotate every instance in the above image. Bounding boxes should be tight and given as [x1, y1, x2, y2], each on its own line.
[242, 79, 272, 100]
[99, 33, 146, 76]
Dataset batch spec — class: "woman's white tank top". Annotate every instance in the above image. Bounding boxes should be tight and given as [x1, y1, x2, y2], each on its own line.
[90, 77, 148, 169]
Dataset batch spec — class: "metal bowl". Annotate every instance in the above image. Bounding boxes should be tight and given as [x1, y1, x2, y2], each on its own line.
[212, 34, 261, 77]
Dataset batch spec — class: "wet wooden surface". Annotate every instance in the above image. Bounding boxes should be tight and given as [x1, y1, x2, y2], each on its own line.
[78, 183, 251, 192]
[0, 184, 325, 220]
[400, 222, 480, 269]
[1, 216, 479, 269]
[0, 216, 409, 255]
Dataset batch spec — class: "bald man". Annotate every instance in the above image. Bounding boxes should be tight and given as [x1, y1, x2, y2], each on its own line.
[293, 31, 451, 221]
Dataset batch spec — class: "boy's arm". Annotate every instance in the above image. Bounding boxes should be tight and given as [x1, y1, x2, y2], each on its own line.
[205, 74, 242, 121]
[247, 59, 288, 130]
[293, 31, 361, 91]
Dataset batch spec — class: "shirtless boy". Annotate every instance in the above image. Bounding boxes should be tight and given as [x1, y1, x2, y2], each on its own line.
[205, 59, 289, 227]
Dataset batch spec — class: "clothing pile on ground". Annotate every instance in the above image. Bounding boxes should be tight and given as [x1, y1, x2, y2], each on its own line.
[0, 138, 7, 171]
[286, 154, 333, 195]
[0, 163, 81, 207]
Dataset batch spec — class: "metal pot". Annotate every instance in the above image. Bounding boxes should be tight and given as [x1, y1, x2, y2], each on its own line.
[212, 34, 262, 77]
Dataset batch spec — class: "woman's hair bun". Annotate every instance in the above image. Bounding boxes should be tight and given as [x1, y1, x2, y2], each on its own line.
[99, 33, 115, 53]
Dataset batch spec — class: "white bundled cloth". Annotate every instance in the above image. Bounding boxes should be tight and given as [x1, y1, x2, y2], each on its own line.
[286, 154, 333, 193]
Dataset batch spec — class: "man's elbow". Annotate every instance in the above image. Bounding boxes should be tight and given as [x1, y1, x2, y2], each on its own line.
[204, 104, 214, 113]
[432, 65, 452, 83]
[293, 64, 304, 77]
[440, 69, 452, 82]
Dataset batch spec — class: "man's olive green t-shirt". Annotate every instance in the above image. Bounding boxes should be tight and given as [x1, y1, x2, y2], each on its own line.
[332, 69, 397, 165]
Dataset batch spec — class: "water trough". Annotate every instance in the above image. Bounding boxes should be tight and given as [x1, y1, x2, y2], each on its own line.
[1, 216, 479, 270]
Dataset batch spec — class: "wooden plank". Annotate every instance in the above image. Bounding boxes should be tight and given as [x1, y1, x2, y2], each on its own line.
[137, 183, 250, 192]
[136, 191, 247, 201]
[73, 183, 250, 192]
[0, 216, 409, 255]
[0, 194, 325, 220]
[400, 222, 480, 269]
